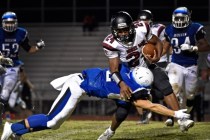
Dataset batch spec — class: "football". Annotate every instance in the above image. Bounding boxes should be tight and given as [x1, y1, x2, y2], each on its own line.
[142, 43, 157, 57]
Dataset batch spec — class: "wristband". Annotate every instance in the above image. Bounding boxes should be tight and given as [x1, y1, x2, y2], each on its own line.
[111, 72, 123, 85]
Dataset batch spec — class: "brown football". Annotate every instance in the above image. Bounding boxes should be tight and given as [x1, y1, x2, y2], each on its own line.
[142, 43, 157, 57]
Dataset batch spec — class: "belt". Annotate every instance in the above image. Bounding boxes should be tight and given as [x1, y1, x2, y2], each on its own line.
[78, 74, 86, 80]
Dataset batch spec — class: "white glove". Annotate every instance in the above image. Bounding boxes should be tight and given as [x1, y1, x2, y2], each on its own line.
[180, 44, 198, 52]
[0, 56, 13, 66]
[174, 109, 190, 119]
[36, 39, 45, 50]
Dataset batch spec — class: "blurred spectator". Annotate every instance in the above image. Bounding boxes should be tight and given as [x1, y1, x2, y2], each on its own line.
[82, 14, 98, 36]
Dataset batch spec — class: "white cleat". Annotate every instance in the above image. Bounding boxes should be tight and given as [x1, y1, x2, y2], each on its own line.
[11, 134, 21, 140]
[1, 122, 13, 140]
[178, 119, 194, 132]
[97, 127, 115, 140]
[165, 118, 174, 127]
[137, 111, 152, 125]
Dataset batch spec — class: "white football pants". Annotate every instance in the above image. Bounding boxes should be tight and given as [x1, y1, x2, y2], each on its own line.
[47, 74, 86, 129]
[0, 66, 20, 101]
[166, 62, 198, 108]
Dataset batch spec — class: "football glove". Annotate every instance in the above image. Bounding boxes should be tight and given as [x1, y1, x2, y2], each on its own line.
[174, 109, 190, 119]
[0, 56, 13, 66]
[36, 39, 45, 50]
[180, 44, 198, 52]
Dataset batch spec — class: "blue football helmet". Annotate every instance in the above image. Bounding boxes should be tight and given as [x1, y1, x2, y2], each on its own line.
[2, 11, 18, 32]
[172, 7, 191, 28]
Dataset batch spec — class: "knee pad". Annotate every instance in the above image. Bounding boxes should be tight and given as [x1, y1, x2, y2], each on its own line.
[115, 105, 131, 122]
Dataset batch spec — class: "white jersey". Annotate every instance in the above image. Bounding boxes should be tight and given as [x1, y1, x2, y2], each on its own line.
[102, 21, 153, 68]
[151, 23, 167, 63]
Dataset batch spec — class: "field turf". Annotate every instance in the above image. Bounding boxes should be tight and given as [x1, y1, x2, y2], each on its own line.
[1, 120, 210, 140]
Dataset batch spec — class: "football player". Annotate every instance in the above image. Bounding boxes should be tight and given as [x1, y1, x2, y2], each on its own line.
[102, 11, 192, 135]
[0, 11, 45, 124]
[1, 65, 190, 140]
[163, 7, 210, 122]
[136, 10, 175, 126]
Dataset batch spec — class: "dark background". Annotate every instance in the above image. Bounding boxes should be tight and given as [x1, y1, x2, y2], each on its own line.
[0, 0, 209, 24]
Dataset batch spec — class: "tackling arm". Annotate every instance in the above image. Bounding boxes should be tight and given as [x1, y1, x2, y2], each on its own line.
[108, 58, 132, 99]
[133, 99, 190, 119]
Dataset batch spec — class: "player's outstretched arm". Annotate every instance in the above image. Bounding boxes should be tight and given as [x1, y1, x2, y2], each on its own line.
[133, 99, 190, 119]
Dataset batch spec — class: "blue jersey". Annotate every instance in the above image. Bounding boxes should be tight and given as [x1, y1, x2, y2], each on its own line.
[80, 66, 148, 99]
[164, 22, 204, 66]
[0, 27, 30, 66]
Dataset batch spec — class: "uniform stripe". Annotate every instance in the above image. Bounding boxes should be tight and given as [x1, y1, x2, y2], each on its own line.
[145, 22, 150, 38]
[157, 25, 165, 38]
[102, 43, 118, 51]
[48, 88, 71, 120]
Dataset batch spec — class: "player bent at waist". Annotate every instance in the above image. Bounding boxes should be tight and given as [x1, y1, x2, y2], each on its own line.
[1, 66, 191, 140]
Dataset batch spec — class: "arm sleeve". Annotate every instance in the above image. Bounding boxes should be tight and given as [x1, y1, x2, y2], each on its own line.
[196, 27, 206, 41]
[20, 37, 32, 52]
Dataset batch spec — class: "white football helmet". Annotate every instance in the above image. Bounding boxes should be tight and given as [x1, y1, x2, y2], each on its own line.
[131, 66, 154, 87]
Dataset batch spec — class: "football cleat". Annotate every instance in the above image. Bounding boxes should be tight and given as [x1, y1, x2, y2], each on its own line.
[136, 110, 152, 124]
[11, 134, 21, 140]
[1, 122, 13, 140]
[136, 118, 149, 124]
[97, 127, 115, 140]
[165, 118, 174, 127]
[178, 119, 194, 132]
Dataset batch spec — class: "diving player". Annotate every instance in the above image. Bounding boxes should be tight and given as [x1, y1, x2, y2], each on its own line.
[1, 66, 190, 140]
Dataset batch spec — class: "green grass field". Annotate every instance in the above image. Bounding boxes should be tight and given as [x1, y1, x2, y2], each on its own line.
[1, 120, 210, 140]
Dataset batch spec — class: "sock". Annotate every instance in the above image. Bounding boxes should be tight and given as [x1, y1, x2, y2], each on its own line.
[108, 126, 115, 133]
[12, 114, 49, 135]
[186, 99, 194, 113]
[11, 120, 27, 134]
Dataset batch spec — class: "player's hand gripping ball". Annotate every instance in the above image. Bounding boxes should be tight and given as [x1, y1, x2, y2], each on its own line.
[142, 43, 157, 58]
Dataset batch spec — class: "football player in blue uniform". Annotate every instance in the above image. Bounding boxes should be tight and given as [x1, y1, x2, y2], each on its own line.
[1, 66, 190, 140]
[0, 11, 45, 124]
[163, 7, 210, 124]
